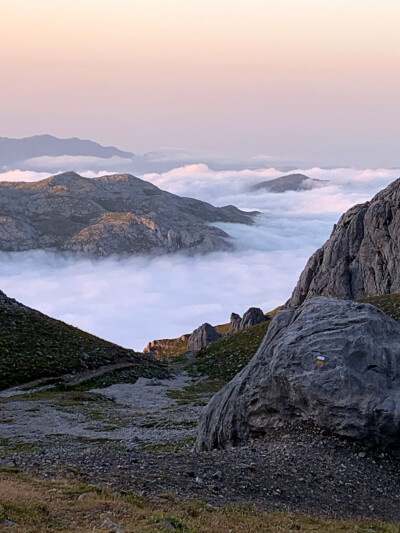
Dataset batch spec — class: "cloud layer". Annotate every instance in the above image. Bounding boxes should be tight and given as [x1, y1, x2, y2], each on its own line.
[0, 164, 398, 350]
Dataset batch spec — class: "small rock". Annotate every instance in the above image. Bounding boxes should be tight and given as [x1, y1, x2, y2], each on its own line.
[3, 519, 19, 527]
[99, 518, 124, 533]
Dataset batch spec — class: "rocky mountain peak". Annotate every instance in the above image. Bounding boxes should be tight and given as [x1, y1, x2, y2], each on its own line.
[287, 176, 400, 307]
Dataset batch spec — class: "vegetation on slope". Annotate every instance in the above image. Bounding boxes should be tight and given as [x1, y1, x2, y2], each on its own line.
[0, 293, 163, 390]
[1, 470, 398, 532]
[187, 321, 270, 383]
[357, 293, 400, 323]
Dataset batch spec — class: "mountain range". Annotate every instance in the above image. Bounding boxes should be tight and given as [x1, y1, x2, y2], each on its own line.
[0, 171, 256, 256]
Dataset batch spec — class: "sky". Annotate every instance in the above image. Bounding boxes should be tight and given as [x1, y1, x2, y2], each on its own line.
[0, 165, 397, 350]
[0, 0, 399, 167]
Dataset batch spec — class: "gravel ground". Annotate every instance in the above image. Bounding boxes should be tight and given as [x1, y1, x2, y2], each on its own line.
[1, 372, 400, 522]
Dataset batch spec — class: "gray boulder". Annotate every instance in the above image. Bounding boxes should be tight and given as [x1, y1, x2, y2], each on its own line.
[196, 297, 400, 451]
[188, 323, 222, 352]
[240, 307, 267, 329]
[228, 308, 267, 335]
[228, 313, 241, 334]
[288, 177, 400, 307]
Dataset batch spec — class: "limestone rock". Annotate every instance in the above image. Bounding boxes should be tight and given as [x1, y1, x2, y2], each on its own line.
[0, 172, 256, 257]
[287, 177, 400, 307]
[188, 323, 222, 352]
[228, 313, 241, 334]
[196, 297, 400, 451]
[228, 308, 267, 334]
[240, 307, 267, 329]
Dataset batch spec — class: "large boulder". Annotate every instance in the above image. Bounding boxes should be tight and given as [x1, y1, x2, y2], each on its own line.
[287, 177, 400, 307]
[196, 297, 400, 451]
[240, 307, 267, 329]
[228, 312, 242, 335]
[187, 323, 222, 352]
[228, 308, 267, 335]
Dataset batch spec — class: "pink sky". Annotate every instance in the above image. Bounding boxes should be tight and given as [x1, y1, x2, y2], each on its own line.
[0, 0, 399, 166]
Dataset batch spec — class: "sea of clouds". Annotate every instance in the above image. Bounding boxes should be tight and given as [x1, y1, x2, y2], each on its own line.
[0, 164, 398, 350]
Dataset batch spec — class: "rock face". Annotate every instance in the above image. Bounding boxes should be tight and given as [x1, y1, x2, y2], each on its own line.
[228, 308, 267, 334]
[250, 173, 328, 193]
[188, 323, 222, 352]
[0, 171, 256, 256]
[288, 177, 400, 307]
[196, 297, 400, 451]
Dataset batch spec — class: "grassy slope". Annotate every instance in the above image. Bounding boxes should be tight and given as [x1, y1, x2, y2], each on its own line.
[0, 295, 163, 390]
[357, 293, 400, 322]
[188, 321, 270, 383]
[0, 470, 398, 532]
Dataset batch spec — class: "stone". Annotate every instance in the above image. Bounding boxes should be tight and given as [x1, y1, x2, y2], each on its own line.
[187, 323, 222, 352]
[228, 313, 242, 334]
[228, 308, 267, 335]
[99, 519, 124, 532]
[287, 177, 400, 306]
[239, 307, 267, 330]
[196, 297, 400, 451]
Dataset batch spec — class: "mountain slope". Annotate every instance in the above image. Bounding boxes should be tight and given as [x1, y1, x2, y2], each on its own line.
[287, 177, 400, 307]
[250, 173, 328, 193]
[0, 290, 163, 390]
[0, 171, 256, 256]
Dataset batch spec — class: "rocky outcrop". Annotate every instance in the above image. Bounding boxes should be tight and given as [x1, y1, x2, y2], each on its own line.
[228, 307, 267, 334]
[196, 297, 400, 451]
[0, 289, 162, 390]
[143, 334, 190, 359]
[0, 171, 256, 256]
[287, 177, 400, 307]
[250, 173, 328, 193]
[240, 307, 268, 329]
[228, 313, 242, 334]
[188, 323, 222, 352]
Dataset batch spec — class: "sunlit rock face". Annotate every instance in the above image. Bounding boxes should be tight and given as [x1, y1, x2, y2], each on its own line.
[196, 297, 400, 451]
[0, 171, 256, 257]
[287, 177, 400, 306]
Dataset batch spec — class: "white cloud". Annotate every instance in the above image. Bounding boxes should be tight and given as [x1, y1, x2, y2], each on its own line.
[0, 163, 398, 351]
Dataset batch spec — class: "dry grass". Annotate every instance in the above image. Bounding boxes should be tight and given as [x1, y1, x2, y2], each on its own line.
[0, 470, 399, 532]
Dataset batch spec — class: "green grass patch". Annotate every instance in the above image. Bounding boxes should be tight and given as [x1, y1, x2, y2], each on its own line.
[187, 321, 270, 382]
[357, 293, 400, 323]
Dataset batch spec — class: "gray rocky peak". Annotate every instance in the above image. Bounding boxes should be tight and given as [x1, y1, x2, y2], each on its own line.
[196, 297, 400, 451]
[0, 171, 256, 257]
[187, 323, 222, 352]
[250, 173, 328, 193]
[287, 177, 400, 307]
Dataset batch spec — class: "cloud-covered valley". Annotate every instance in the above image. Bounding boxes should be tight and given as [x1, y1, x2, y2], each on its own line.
[0, 164, 398, 350]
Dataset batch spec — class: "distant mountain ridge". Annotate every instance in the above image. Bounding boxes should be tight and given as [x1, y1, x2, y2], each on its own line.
[0, 171, 256, 256]
[250, 173, 328, 193]
[0, 134, 135, 168]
